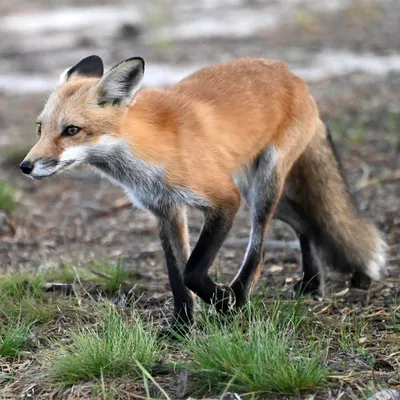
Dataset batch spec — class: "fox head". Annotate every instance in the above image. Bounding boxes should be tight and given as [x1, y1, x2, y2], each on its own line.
[20, 55, 145, 179]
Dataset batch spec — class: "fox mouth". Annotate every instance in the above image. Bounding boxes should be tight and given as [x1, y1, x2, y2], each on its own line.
[30, 160, 75, 180]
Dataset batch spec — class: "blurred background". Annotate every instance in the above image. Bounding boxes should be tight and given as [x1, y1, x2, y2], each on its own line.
[0, 0, 399, 292]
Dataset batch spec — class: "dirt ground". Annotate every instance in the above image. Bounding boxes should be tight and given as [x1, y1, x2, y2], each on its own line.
[0, 0, 399, 398]
[1, 0, 399, 298]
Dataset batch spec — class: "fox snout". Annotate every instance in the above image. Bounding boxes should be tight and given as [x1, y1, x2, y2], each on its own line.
[19, 160, 34, 175]
[19, 156, 62, 179]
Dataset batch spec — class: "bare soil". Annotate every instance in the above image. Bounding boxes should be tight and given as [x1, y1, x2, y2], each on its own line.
[0, 0, 399, 398]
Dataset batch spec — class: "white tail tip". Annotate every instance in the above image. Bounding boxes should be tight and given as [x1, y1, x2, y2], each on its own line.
[366, 234, 388, 281]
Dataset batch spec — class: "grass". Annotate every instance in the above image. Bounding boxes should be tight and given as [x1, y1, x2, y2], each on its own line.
[0, 272, 70, 323]
[0, 181, 16, 215]
[0, 263, 132, 324]
[328, 117, 366, 144]
[327, 109, 400, 149]
[46, 260, 129, 290]
[50, 306, 161, 385]
[0, 318, 33, 358]
[0, 273, 44, 298]
[337, 314, 368, 354]
[181, 301, 328, 396]
[0, 295, 58, 323]
[91, 259, 129, 293]
[0, 269, 398, 399]
[46, 262, 93, 284]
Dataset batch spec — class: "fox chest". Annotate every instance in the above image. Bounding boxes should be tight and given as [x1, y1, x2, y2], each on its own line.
[89, 148, 208, 215]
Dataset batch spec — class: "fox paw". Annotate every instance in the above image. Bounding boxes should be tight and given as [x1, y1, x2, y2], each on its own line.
[350, 272, 371, 290]
[294, 278, 321, 297]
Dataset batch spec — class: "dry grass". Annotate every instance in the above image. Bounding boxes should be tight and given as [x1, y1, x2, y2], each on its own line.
[0, 269, 399, 399]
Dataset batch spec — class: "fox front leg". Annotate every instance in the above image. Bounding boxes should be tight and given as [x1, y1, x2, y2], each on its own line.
[157, 208, 194, 336]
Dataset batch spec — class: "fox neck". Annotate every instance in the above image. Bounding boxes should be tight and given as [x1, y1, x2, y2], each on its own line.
[86, 135, 208, 215]
[85, 135, 162, 208]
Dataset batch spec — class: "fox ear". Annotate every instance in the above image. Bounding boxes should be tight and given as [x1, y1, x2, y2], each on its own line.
[96, 57, 145, 106]
[59, 55, 104, 84]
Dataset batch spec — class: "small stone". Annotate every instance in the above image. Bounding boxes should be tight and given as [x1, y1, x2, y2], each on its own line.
[367, 389, 400, 400]
[269, 265, 283, 273]
[175, 371, 188, 398]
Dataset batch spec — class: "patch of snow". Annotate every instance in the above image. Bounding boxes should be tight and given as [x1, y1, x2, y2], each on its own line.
[293, 51, 400, 81]
[0, 6, 141, 34]
[2, 52, 400, 95]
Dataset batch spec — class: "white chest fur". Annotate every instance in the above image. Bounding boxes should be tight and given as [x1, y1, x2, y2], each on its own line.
[86, 135, 209, 215]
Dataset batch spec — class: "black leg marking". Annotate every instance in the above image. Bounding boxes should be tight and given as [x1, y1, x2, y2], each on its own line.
[350, 271, 372, 290]
[184, 208, 238, 313]
[274, 198, 323, 296]
[157, 208, 193, 334]
[230, 147, 282, 306]
[293, 234, 322, 296]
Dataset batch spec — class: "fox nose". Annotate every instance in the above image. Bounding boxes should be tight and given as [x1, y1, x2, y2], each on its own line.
[19, 160, 34, 175]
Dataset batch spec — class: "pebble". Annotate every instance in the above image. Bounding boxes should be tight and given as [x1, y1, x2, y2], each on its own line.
[368, 389, 400, 400]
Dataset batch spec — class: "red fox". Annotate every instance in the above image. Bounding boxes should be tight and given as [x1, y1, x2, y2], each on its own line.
[20, 55, 387, 332]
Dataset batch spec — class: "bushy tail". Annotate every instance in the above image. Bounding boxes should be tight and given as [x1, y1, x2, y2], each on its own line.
[287, 120, 387, 281]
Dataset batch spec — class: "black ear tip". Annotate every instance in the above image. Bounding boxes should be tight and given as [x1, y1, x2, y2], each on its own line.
[85, 55, 103, 63]
[125, 57, 145, 70]
[136, 57, 145, 70]
[69, 55, 104, 78]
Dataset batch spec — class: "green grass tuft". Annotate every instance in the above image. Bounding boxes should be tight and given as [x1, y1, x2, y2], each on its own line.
[91, 260, 128, 293]
[0, 296, 58, 323]
[50, 306, 161, 384]
[0, 273, 44, 299]
[0, 318, 33, 358]
[46, 262, 95, 284]
[182, 301, 328, 396]
[0, 181, 16, 215]
[0, 273, 57, 322]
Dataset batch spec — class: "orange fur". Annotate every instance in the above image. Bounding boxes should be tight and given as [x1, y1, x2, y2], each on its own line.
[112, 58, 319, 207]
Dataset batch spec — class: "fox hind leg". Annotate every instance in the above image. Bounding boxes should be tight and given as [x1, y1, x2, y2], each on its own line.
[295, 235, 323, 296]
[183, 189, 240, 313]
[274, 198, 324, 296]
[230, 146, 283, 306]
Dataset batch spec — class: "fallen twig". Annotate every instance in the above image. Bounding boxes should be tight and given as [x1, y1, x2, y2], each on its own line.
[42, 282, 75, 295]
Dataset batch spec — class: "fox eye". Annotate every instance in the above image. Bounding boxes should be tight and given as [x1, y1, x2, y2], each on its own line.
[62, 125, 81, 137]
[36, 122, 42, 136]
